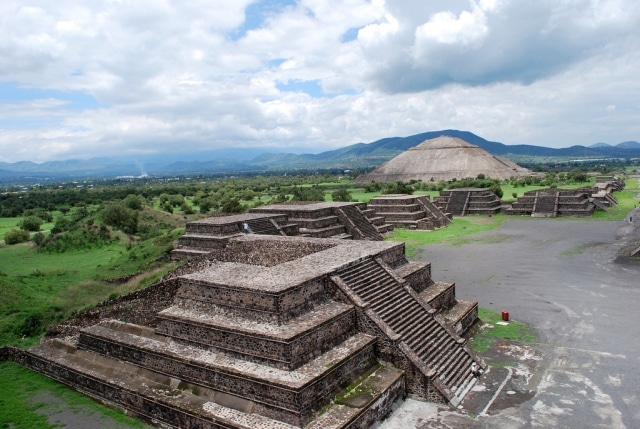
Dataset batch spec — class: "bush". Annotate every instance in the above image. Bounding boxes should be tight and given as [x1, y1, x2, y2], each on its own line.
[32, 232, 45, 245]
[51, 215, 72, 234]
[17, 313, 44, 337]
[39, 226, 112, 253]
[101, 203, 138, 234]
[382, 181, 414, 195]
[331, 188, 353, 202]
[4, 229, 31, 245]
[489, 184, 504, 199]
[123, 194, 144, 210]
[19, 216, 44, 232]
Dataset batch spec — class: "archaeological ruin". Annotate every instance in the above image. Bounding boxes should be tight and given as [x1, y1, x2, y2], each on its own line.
[1, 202, 484, 429]
[353, 135, 531, 184]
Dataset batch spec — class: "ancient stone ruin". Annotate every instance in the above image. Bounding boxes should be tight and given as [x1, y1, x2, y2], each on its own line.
[504, 189, 596, 217]
[433, 188, 503, 217]
[4, 213, 483, 428]
[353, 135, 530, 184]
[367, 194, 451, 230]
[173, 202, 394, 258]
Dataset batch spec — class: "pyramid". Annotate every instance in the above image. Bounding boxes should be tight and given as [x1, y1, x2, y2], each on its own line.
[353, 136, 530, 183]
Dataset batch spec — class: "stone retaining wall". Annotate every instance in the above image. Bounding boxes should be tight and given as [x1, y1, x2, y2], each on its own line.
[175, 276, 330, 323]
[78, 329, 377, 426]
[154, 307, 357, 370]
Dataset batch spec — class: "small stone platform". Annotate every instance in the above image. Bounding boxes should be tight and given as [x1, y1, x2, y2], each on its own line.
[433, 188, 502, 216]
[367, 194, 451, 230]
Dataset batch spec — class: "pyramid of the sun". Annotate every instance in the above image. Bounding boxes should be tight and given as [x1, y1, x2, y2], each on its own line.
[353, 136, 530, 183]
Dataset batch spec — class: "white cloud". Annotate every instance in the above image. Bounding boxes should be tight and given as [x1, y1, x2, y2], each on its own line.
[0, 0, 639, 163]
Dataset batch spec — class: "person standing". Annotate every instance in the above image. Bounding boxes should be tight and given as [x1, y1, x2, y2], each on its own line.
[243, 222, 249, 234]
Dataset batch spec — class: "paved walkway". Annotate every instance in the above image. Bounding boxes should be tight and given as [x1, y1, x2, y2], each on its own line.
[378, 214, 640, 428]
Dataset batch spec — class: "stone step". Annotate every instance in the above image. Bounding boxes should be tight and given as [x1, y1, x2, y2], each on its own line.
[392, 305, 433, 335]
[382, 296, 423, 329]
[339, 262, 384, 285]
[75, 323, 379, 425]
[375, 293, 415, 320]
[25, 333, 398, 428]
[418, 281, 455, 311]
[154, 300, 357, 370]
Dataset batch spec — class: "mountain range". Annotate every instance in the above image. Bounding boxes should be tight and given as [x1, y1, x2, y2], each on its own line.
[1, 130, 639, 183]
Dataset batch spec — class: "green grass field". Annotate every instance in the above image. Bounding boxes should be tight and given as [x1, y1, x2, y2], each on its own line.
[0, 361, 151, 428]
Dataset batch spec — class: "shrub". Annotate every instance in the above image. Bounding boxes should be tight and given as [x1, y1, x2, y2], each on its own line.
[331, 188, 353, 202]
[32, 232, 45, 245]
[17, 313, 44, 337]
[101, 203, 138, 234]
[4, 229, 31, 245]
[39, 226, 113, 253]
[489, 184, 503, 199]
[123, 194, 144, 210]
[19, 215, 44, 232]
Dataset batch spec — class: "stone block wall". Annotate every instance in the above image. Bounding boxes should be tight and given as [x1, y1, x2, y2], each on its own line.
[175, 276, 330, 323]
[400, 264, 433, 293]
[154, 306, 358, 370]
[78, 324, 379, 426]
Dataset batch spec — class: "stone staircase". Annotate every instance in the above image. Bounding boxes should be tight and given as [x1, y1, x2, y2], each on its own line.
[433, 189, 501, 216]
[505, 189, 596, 217]
[335, 204, 385, 241]
[246, 217, 286, 236]
[357, 207, 395, 235]
[367, 195, 450, 230]
[333, 258, 481, 406]
[250, 202, 389, 240]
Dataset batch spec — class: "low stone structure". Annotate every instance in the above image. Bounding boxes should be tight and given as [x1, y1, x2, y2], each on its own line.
[173, 202, 394, 258]
[5, 234, 483, 428]
[367, 194, 451, 230]
[505, 189, 596, 217]
[433, 188, 502, 216]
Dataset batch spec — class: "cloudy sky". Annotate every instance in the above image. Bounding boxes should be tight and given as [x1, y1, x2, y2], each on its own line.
[1, 0, 639, 163]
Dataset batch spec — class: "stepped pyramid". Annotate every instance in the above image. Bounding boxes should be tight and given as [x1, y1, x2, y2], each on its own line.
[353, 136, 530, 183]
[7, 234, 484, 428]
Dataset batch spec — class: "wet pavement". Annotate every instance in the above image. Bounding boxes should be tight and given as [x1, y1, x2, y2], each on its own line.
[377, 213, 640, 428]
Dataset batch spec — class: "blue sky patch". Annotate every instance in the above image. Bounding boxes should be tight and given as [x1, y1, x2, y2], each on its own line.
[341, 27, 360, 43]
[267, 58, 287, 68]
[0, 82, 101, 110]
[276, 79, 324, 97]
[231, 0, 297, 41]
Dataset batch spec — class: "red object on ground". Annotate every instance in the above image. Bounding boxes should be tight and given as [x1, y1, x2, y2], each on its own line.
[501, 310, 509, 321]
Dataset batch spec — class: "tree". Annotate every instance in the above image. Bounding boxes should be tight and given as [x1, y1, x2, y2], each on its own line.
[220, 198, 245, 213]
[19, 216, 44, 232]
[382, 181, 414, 195]
[331, 188, 353, 202]
[489, 184, 503, 199]
[291, 186, 325, 201]
[123, 194, 144, 210]
[101, 203, 138, 234]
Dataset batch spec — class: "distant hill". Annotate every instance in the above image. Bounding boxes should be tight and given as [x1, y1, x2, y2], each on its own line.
[1, 130, 639, 183]
[617, 141, 640, 149]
